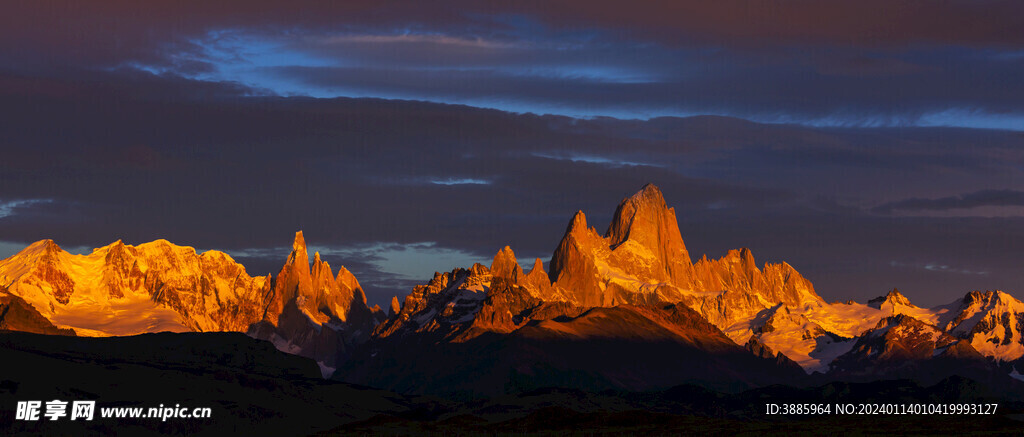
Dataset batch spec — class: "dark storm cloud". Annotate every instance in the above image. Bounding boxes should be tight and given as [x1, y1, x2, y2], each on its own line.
[516, 1, 1024, 48]
[3, 2, 1024, 307]
[2, 68, 1024, 306]
[872, 189, 1024, 214]
[0, 68, 781, 296]
[267, 46, 1024, 123]
[2, 1, 1024, 126]
[4, 0, 1023, 66]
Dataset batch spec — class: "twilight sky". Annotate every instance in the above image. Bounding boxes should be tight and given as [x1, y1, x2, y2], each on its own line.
[1, 1, 1023, 307]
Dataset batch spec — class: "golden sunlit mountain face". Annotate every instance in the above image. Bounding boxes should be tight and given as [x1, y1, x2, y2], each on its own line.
[4, 185, 1023, 385]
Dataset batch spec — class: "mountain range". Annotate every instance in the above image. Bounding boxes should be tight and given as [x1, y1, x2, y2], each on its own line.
[2, 184, 1023, 397]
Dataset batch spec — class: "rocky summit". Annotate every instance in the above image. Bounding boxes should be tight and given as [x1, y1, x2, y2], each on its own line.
[0, 231, 383, 375]
[2, 183, 1024, 396]
[547, 183, 822, 329]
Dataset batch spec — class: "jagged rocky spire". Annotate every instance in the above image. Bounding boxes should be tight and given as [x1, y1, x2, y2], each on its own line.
[548, 183, 820, 321]
[490, 246, 523, 283]
[389, 296, 401, 317]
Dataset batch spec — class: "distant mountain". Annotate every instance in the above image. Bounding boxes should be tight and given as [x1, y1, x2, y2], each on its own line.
[350, 183, 1024, 391]
[342, 259, 802, 397]
[2, 183, 1024, 395]
[828, 314, 997, 384]
[0, 238, 270, 335]
[247, 232, 385, 372]
[547, 184, 822, 328]
[939, 290, 1024, 366]
[0, 231, 383, 374]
